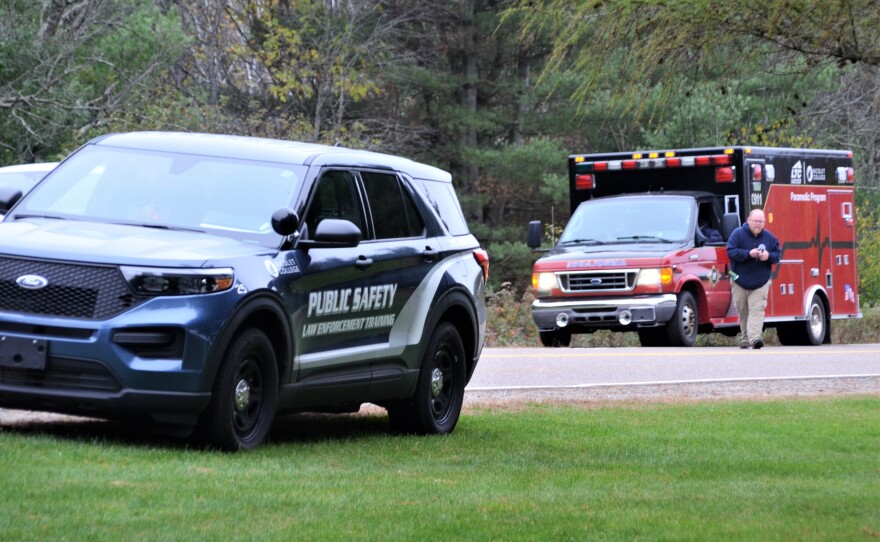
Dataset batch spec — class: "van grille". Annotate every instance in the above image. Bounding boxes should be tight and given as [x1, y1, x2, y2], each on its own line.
[0, 256, 146, 320]
[559, 270, 637, 293]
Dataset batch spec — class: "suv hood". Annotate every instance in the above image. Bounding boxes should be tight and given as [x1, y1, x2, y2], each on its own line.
[0, 219, 274, 266]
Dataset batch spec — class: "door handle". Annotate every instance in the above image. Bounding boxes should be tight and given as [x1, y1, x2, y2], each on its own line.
[355, 256, 373, 269]
[423, 246, 439, 262]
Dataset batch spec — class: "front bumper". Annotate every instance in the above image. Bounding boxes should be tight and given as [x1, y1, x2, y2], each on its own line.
[531, 294, 678, 331]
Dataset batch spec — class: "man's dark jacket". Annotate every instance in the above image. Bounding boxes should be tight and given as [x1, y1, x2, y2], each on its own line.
[726, 222, 781, 290]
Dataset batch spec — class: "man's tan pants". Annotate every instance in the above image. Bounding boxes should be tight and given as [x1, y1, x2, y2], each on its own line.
[731, 281, 770, 345]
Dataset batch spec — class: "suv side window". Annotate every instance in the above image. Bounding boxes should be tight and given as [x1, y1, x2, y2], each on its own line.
[304, 170, 364, 238]
[361, 171, 425, 239]
[416, 179, 470, 236]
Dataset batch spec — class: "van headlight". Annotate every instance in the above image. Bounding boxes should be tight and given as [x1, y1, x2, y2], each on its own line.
[532, 272, 559, 295]
[636, 267, 673, 287]
[121, 266, 234, 295]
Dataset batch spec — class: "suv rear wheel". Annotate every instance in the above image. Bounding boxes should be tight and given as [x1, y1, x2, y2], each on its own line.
[388, 322, 465, 434]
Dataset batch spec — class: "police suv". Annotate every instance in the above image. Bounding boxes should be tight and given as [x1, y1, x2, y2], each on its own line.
[0, 132, 488, 450]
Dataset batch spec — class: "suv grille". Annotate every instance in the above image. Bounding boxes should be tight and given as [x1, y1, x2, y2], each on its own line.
[559, 270, 637, 293]
[0, 356, 121, 393]
[0, 257, 146, 319]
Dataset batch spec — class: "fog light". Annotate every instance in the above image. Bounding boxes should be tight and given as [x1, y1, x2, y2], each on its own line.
[619, 310, 632, 325]
[556, 313, 569, 328]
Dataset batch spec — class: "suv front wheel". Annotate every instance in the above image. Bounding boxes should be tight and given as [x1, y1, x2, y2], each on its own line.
[388, 322, 465, 434]
[200, 329, 279, 451]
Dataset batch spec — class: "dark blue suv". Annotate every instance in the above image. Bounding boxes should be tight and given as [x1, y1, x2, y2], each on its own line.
[0, 132, 488, 450]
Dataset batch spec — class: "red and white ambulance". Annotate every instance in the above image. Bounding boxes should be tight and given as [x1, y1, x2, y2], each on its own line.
[528, 146, 862, 347]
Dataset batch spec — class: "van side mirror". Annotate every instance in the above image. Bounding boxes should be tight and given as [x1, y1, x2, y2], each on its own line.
[721, 213, 739, 242]
[527, 220, 542, 249]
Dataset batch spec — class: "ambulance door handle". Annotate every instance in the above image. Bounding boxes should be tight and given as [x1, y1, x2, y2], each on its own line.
[355, 255, 373, 270]
[423, 246, 439, 262]
[689, 254, 698, 261]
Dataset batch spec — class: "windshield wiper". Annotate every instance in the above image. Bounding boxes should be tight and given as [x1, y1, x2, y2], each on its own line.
[560, 238, 604, 246]
[12, 213, 70, 221]
[616, 235, 676, 243]
[120, 222, 207, 234]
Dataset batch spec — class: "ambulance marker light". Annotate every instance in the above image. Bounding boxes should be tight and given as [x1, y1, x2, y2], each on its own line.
[751, 163, 763, 181]
[575, 174, 595, 190]
[715, 166, 735, 183]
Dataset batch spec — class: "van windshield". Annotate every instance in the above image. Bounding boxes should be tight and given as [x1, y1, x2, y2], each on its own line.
[559, 196, 695, 245]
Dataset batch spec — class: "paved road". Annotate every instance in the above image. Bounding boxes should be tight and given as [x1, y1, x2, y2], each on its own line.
[468, 344, 880, 390]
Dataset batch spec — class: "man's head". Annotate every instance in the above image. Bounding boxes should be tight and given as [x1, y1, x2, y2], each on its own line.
[747, 209, 766, 236]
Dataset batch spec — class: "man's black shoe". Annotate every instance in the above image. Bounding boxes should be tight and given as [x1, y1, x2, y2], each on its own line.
[751, 338, 764, 349]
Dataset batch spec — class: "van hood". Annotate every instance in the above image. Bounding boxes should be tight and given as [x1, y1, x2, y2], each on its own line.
[0, 218, 274, 266]
[543, 242, 685, 262]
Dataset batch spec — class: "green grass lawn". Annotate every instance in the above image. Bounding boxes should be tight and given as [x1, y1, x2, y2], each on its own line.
[1, 397, 878, 541]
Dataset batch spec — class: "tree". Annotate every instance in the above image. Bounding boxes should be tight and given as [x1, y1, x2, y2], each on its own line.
[0, 0, 186, 163]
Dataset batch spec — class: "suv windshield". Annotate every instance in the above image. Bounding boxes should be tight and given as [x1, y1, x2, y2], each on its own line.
[13, 146, 305, 247]
[560, 196, 694, 245]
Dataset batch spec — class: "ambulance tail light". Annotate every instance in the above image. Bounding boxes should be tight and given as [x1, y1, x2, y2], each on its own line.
[473, 249, 489, 282]
[575, 174, 595, 190]
[715, 166, 735, 183]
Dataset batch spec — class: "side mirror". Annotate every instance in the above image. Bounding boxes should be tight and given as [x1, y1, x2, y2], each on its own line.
[271, 208, 300, 236]
[0, 187, 24, 215]
[313, 218, 362, 246]
[527, 220, 542, 249]
[294, 218, 362, 251]
[721, 213, 739, 242]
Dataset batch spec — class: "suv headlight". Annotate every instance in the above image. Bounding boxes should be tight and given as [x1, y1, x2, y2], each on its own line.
[636, 267, 673, 287]
[121, 266, 234, 295]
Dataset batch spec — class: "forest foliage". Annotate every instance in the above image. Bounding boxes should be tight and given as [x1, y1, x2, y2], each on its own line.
[1, 0, 879, 303]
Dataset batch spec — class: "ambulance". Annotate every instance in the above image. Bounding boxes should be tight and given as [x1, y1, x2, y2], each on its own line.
[528, 146, 861, 347]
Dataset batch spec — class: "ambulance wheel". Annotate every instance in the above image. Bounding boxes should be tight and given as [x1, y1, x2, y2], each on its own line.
[200, 329, 278, 451]
[539, 329, 571, 347]
[388, 322, 465, 435]
[777, 294, 828, 346]
[666, 291, 698, 347]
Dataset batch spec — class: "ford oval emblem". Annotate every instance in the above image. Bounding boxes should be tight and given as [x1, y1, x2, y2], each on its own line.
[16, 275, 49, 290]
[590, 278, 603, 285]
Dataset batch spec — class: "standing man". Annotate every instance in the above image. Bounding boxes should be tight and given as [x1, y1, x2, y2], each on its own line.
[726, 209, 781, 349]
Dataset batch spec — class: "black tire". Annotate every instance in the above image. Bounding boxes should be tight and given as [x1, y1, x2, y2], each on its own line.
[201, 329, 278, 451]
[777, 294, 828, 346]
[539, 329, 572, 347]
[388, 322, 465, 435]
[665, 291, 699, 347]
[638, 327, 668, 347]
